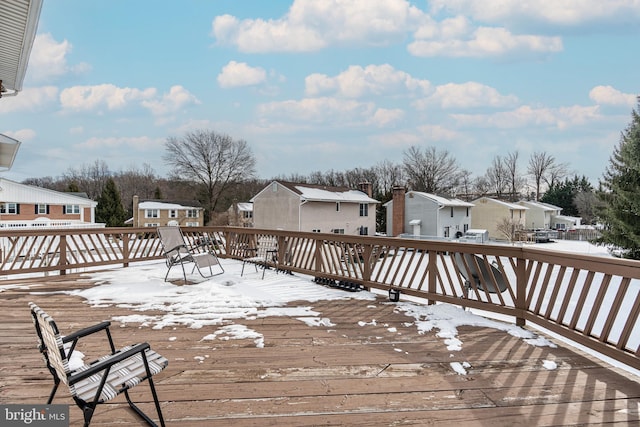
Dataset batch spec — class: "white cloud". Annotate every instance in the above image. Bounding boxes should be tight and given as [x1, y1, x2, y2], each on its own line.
[212, 0, 424, 53]
[217, 61, 267, 88]
[0, 86, 58, 113]
[428, 0, 640, 27]
[60, 84, 156, 112]
[589, 86, 637, 107]
[2, 129, 36, 141]
[258, 97, 375, 124]
[409, 25, 562, 58]
[75, 136, 161, 150]
[367, 108, 404, 127]
[305, 64, 431, 98]
[141, 85, 201, 116]
[28, 33, 90, 82]
[452, 105, 601, 129]
[417, 82, 519, 109]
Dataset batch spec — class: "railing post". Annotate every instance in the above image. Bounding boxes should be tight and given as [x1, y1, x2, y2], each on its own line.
[515, 255, 526, 327]
[122, 233, 130, 268]
[427, 250, 437, 305]
[59, 234, 67, 276]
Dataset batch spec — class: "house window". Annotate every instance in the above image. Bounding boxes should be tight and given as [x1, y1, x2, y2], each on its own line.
[312, 229, 321, 233]
[464, 224, 469, 232]
[243, 211, 253, 219]
[336, 202, 340, 212]
[332, 228, 345, 234]
[450, 207, 454, 217]
[36, 204, 48, 214]
[145, 209, 159, 218]
[1, 203, 18, 214]
[65, 205, 80, 214]
[144, 223, 159, 227]
[359, 226, 368, 236]
[169, 210, 177, 218]
[272, 182, 278, 192]
[444, 226, 450, 238]
[185, 222, 199, 227]
[359, 203, 368, 217]
[186, 209, 199, 218]
[466, 208, 469, 217]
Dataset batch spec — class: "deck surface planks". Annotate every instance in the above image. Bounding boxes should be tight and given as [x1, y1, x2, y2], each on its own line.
[1, 272, 639, 426]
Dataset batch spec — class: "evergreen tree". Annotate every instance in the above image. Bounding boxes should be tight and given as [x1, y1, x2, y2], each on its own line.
[596, 98, 640, 259]
[96, 178, 127, 227]
[541, 175, 593, 217]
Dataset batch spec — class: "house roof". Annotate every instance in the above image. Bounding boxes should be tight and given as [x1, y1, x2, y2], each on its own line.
[255, 181, 378, 204]
[408, 191, 475, 208]
[0, 133, 21, 170]
[139, 200, 203, 210]
[472, 197, 528, 210]
[0, 0, 42, 95]
[237, 202, 253, 212]
[0, 178, 97, 206]
[519, 200, 561, 211]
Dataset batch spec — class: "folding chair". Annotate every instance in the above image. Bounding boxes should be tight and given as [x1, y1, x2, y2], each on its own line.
[241, 236, 278, 279]
[29, 302, 168, 427]
[157, 226, 224, 283]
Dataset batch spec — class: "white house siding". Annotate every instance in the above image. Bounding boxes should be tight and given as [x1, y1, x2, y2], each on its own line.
[299, 201, 374, 235]
[252, 185, 300, 231]
[252, 181, 378, 235]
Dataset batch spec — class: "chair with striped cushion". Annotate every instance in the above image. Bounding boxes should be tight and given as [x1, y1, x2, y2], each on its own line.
[29, 302, 168, 427]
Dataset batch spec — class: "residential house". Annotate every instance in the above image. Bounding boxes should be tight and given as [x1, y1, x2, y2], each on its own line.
[385, 187, 474, 238]
[131, 196, 204, 227]
[471, 197, 528, 240]
[518, 200, 582, 231]
[0, 178, 98, 229]
[251, 181, 378, 235]
[227, 202, 253, 227]
[518, 200, 559, 230]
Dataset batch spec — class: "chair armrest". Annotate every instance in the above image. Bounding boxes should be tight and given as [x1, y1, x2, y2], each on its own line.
[68, 342, 151, 385]
[165, 244, 187, 254]
[62, 321, 111, 343]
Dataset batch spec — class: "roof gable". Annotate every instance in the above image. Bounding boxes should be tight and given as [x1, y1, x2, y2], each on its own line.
[253, 180, 378, 203]
[0, 178, 97, 206]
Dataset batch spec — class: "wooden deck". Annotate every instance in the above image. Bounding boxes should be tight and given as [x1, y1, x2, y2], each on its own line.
[1, 272, 639, 426]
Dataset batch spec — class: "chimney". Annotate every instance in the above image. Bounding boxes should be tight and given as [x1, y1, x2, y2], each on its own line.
[392, 186, 405, 237]
[133, 195, 139, 227]
[358, 181, 372, 198]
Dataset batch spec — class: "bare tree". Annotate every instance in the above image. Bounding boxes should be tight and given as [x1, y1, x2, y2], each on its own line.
[495, 217, 523, 243]
[486, 156, 508, 199]
[504, 151, 524, 201]
[113, 163, 158, 214]
[62, 159, 111, 200]
[373, 159, 405, 198]
[527, 151, 569, 200]
[472, 175, 491, 196]
[403, 146, 461, 195]
[164, 129, 256, 224]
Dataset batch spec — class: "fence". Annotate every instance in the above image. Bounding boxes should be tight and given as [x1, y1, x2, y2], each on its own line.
[0, 226, 638, 371]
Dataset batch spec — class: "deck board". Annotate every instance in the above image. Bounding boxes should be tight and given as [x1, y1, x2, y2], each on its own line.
[1, 272, 639, 426]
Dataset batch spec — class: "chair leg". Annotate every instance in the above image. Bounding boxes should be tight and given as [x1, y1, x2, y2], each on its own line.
[46, 379, 60, 404]
[82, 404, 95, 427]
[122, 377, 165, 427]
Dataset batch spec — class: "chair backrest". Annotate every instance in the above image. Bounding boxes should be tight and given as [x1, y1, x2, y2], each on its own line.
[29, 302, 70, 385]
[157, 226, 189, 256]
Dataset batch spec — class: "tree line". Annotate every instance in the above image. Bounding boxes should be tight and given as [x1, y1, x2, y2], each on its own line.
[21, 98, 640, 259]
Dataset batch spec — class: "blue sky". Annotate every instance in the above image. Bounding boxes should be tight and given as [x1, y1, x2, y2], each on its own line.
[1, 0, 639, 187]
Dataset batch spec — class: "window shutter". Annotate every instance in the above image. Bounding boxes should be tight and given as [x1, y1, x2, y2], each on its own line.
[63, 205, 66, 214]
[35, 205, 38, 214]
[46, 205, 50, 214]
[16, 204, 20, 214]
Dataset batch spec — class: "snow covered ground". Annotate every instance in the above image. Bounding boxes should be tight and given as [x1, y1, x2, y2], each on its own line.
[12, 238, 639, 379]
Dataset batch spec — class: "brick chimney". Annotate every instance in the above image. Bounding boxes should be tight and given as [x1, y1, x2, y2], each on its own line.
[358, 181, 372, 198]
[392, 186, 405, 236]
